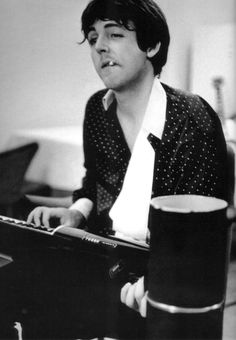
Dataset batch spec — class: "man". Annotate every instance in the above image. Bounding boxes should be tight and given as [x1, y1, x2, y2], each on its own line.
[27, 0, 228, 338]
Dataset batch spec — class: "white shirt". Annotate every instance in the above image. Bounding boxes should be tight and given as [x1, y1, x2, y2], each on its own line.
[108, 78, 167, 241]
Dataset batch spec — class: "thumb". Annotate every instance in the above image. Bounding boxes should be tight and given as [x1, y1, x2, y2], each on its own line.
[139, 291, 147, 318]
[226, 206, 236, 222]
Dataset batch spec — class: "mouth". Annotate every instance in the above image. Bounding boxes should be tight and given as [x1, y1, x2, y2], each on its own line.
[101, 60, 117, 69]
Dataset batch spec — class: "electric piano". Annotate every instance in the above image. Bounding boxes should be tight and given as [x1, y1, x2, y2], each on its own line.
[0, 215, 149, 339]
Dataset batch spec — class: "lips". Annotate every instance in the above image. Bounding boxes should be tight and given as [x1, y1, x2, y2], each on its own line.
[108, 61, 115, 66]
[101, 60, 117, 68]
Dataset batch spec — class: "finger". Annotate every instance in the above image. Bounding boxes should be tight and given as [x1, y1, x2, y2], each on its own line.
[27, 210, 35, 224]
[41, 209, 50, 228]
[29, 208, 43, 227]
[134, 276, 145, 306]
[226, 206, 236, 222]
[60, 215, 71, 228]
[125, 282, 138, 310]
[60, 216, 74, 228]
[139, 292, 147, 318]
[27, 208, 38, 225]
[51, 208, 70, 226]
[34, 208, 44, 227]
[120, 282, 132, 304]
[27, 207, 43, 224]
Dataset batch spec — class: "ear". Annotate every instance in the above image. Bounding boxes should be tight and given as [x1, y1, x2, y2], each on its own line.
[147, 42, 161, 58]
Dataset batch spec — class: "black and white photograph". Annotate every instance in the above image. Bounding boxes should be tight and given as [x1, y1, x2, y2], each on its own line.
[0, 1, 235, 339]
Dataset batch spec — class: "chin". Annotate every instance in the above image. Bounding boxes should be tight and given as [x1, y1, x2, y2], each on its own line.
[100, 75, 123, 90]
[103, 79, 127, 91]
[102, 81, 121, 91]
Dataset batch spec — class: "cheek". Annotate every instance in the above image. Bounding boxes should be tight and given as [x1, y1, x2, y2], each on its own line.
[122, 44, 147, 64]
[125, 52, 147, 71]
[90, 50, 99, 68]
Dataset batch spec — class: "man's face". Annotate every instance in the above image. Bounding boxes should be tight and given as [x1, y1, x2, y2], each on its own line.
[87, 20, 152, 91]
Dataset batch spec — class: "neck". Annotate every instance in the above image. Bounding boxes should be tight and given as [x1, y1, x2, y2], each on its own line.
[114, 73, 155, 123]
[112, 72, 156, 152]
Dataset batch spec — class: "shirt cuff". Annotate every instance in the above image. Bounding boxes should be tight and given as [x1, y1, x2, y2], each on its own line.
[69, 198, 93, 220]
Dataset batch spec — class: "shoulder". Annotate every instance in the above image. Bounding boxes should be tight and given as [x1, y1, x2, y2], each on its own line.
[162, 83, 221, 135]
[162, 83, 211, 112]
[83, 89, 110, 134]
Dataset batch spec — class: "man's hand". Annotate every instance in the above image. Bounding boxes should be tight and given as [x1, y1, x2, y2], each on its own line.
[27, 207, 85, 229]
[120, 276, 147, 317]
[119, 207, 236, 319]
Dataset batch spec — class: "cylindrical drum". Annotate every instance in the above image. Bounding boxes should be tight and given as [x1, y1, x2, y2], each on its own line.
[147, 195, 232, 340]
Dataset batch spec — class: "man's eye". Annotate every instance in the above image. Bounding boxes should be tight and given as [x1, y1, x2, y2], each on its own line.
[88, 37, 97, 46]
[110, 33, 124, 38]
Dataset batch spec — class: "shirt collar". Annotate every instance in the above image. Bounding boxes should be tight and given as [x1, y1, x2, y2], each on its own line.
[142, 78, 167, 139]
[102, 78, 167, 139]
[102, 89, 115, 111]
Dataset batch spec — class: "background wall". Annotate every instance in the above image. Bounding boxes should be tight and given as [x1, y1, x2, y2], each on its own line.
[0, 0, 235, 150]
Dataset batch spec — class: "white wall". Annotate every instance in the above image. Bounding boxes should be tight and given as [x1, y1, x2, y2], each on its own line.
[0, 0, 103, 150]
[0, 0, 235, 150]
[190, 23, 235, 118]
[157, 0, 236, 90]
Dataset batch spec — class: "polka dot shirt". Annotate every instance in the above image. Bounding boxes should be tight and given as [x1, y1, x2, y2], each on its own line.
[73, 83, 227, 235]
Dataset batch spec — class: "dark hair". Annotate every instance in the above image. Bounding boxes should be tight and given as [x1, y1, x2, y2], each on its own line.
[81, 0, 170, 76]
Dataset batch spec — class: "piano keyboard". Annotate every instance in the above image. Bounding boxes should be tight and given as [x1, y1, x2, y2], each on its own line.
[0, 215, 149, 252]
[0, 215, 149, 285]
[0, 215, 55, 234]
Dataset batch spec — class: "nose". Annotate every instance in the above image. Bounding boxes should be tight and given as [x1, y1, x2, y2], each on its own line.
[95, 35, 109, 54]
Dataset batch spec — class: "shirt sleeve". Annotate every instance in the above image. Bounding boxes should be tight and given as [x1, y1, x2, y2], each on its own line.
[72, 101, 97, 204]
[175, 98, 227, 200]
